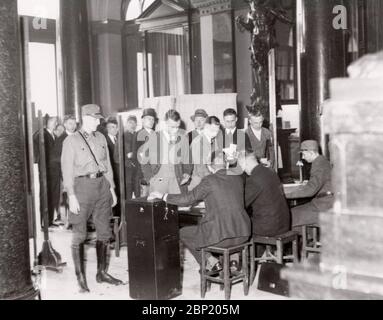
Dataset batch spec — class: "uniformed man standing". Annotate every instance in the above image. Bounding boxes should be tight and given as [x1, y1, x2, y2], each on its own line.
[61, 104, 123, 293]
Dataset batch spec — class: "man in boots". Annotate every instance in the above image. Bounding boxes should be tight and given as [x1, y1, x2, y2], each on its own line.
[61, 104, 123, 293]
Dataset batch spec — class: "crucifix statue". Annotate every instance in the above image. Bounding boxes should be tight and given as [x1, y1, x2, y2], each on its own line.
[236, 0, 293, 114]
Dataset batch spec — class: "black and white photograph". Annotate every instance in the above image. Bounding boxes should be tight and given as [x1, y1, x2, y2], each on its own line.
[1, 0, 383, 304]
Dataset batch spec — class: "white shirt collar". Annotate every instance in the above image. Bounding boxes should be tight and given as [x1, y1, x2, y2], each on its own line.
[226, 128, 236, 135]
[144, 128, 153, 134]
[108, 133, 116, 143]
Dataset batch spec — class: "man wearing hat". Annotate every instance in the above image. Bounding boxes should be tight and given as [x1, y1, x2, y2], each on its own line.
[135, 108, 157, 193]
[188, 109, 208, 145]
[284, 140, 334, 228]
[61, 104, 123, 293]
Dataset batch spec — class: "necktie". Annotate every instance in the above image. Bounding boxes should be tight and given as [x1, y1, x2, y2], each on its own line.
[227, 131, 233, 146]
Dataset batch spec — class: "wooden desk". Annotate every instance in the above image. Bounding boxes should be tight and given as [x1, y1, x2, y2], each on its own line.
[178, 207, 205, 228]
[283, 182, 312, 207]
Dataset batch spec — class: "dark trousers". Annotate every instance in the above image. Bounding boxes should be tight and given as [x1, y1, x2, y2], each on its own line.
[69, 176, 113, 246]
[125, 165, 140, 200]
[180, 226, 249, 265]
[291, 201, 319, 228]
[39, 166, 61, 227]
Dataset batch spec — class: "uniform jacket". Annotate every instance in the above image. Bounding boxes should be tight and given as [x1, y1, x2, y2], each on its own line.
[286, 155, 333, 212]
[245, 165, 290, 236]
[167, 170, 251, 248]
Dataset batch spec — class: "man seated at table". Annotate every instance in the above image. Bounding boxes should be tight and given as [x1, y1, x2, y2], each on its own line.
[238, 152, 290, 237]
[284, 140, 334, 229]
[149, 152, 251, 272]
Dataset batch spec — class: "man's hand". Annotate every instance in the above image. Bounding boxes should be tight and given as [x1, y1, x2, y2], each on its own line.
[110, 188, 117, 208]
[127, 152, 133, 159]
[69, 195, 80, 215]
[148, 191, 164, 201]
[180, 173, 191, 186]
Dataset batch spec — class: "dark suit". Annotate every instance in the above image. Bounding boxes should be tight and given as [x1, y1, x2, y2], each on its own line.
[188, 129, 202, 145]
[106, 134, 121, 216]
[135, 128, 155, 188]
[124, 131, 140, 199]
[245, 165, 290, 236]
[33, 129, 61, 227]
[245, 127, 275, 168]
[166, 170, 251, 264]
[286, 155, 333, 227]
[219, 128, 247, 152]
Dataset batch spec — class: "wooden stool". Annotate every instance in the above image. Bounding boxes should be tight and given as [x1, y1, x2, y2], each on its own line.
[201, 241, 251, 300]
[250, 231, 299, 285]
[301, 224, 321, 262]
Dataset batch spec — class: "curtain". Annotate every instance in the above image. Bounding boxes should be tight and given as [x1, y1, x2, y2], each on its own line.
[147, 27, 187, 97]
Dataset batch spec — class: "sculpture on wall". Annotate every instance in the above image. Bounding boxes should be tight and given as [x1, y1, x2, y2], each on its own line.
[236, 0, 293, 111]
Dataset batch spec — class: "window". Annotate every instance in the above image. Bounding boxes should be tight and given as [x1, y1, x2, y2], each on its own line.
[146, 27, 189, 97]
[125, 0, 155, 21]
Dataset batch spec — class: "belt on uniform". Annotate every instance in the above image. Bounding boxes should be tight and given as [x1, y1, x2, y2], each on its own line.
[77, 172, 104, 179]
[316, 191, 334, 199]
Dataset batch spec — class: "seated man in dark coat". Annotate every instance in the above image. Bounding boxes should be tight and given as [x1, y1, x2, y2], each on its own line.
[149, 152, 251, 271]
[284, 140, 333, 229]
[238, 152, 290, 237]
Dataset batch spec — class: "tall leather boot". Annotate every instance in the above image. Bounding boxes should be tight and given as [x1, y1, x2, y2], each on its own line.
[96, 240, 123, 285]
[72, 243, 90, 293]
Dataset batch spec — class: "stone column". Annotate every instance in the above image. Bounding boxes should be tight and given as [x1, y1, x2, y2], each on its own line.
[0, 0, 36, 300]
[300, 0, 347, 143]
[60, 0, 92, 120]
[282, 75, 383, 299]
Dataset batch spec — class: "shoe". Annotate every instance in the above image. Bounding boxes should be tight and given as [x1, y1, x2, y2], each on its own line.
[54, 219, 64, 226]
[72, 244, 90, 293]
[209, 261, 223, 273]
[96, 241, 124, 286]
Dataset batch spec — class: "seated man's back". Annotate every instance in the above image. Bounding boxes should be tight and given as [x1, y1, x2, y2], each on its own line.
[246, 165, 290, 236]
[167, 170, 251, 249]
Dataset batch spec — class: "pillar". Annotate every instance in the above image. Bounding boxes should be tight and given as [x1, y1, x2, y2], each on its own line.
[299, 0, 347, 144]
[282, 67, 383, 299]
[60, 0, 92, 120]
[0, 0, 36, 300]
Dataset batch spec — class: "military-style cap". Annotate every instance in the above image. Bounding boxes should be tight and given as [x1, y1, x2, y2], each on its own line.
[191, 109, 208, 121]
[81, 104, 104, 119]
[300, 140, 319, 152]
[141, 108, 157, 119]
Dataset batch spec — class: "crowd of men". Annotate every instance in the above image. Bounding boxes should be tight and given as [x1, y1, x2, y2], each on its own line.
[34, 104, 334, 292]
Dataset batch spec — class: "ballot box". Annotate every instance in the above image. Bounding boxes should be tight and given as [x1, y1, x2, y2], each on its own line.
[126, 198, 182, 300]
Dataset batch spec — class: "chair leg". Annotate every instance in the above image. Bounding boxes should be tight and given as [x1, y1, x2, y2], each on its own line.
[276, 240, 283, 264]
[301, 225, 307, 262]
[313, 227, 319, 249]
[201, 249, 207, 299]
[250, 243, 256, 286]
[243, 247, 249, 296]
[292, 238, 298, 263]
[223, 251, 231, 300]
[113, 218, 120, 257]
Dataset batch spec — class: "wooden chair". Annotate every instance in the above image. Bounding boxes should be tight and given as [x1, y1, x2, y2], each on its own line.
[250, 231, 299, 285]
[201, 241, 252, 300]
[301, 224, 321, 262]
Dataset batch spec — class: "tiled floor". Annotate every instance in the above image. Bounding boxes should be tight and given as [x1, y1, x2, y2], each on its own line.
[31, 227, 289, 300]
